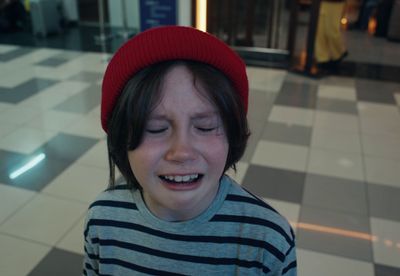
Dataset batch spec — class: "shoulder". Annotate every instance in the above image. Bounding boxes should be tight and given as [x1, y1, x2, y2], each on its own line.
[86, 185, 138, 220]
[223, 176, 292, 227]
[84, 185, 141, 238]
[219, 176, 295, 250]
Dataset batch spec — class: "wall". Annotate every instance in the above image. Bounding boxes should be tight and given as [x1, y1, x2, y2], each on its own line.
[178, 0, 192, 26]
[108, 0, 140, 30]
[108, 0, 191, 30]
[62, 0, 79, 21]
[28, 0, 78, 22]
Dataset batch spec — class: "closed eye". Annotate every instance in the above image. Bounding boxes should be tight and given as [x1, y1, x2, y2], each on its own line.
[146, 128, 168, 134]
[196, 127, 217, 132]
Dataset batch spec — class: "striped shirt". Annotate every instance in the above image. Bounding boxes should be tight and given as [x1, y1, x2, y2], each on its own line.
[83, 175, 297, 275]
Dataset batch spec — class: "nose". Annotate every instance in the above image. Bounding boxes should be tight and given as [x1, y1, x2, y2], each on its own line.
[165, 131, 197, 163]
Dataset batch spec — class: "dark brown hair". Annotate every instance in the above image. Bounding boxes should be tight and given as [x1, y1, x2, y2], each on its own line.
[106, 60, 250, 190]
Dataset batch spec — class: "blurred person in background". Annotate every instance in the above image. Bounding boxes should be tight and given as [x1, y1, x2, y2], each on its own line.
[315, 0, 348, 72]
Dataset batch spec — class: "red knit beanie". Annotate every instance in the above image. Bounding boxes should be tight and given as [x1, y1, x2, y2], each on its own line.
[101, 25, 248, 133]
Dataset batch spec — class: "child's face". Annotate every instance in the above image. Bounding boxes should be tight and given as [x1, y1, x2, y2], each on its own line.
[127, 65, 229, 221]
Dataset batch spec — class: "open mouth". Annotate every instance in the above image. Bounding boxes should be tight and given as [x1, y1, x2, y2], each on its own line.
[159, 174, 204, 184]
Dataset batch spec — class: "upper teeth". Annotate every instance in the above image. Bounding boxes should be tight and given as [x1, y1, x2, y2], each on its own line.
[163, 174, 199, 182]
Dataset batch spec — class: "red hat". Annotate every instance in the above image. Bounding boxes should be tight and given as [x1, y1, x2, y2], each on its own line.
[101, 25, 248, 133]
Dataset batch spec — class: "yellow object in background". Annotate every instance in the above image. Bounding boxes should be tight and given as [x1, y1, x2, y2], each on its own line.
[315, 1, 347, 63]
[24, 0, 30, 12]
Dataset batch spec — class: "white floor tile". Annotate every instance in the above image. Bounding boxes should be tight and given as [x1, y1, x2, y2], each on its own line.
[365, 156, 400, 188]
[69, 53, 108, 73]
[357, 102, 400, 121]
[311, 128, 362, 153]
[0, 122, 19, 139]
[19, 80, 90, 110]
[226, 161, 249, 185]
[251, 141, 309, 172]
[0, 44, 18, 53]
[56, 215, 85, 255]
[0, 62, 7, 76]
[55, 54, 105, 77]
[0, 234, 51, 276]
[318, 84, 357, 101]
[247, 67, 286, 92]
[268, 106, 315, 127]
[0, 127, 56, 154]
[362, 133, 400, 161]
[370, 217, 400, 269]
[241, 118, 266, 162]
[73, 51, 99, 65]
[87, 105, 101, 120]
[0, 184, 36, 225]
[43, 163, 108, 203]
[77, 139, 108, 168]
[314, 110, 360, 133]
[297, 249, 374, 276]
[33, 64, 81, 80]
[360, 117, 400, 137]
[27, 48, 62, 63]
[394, 93, 400, 106]
[0, 66, 36, 88]
[0, 105, 42, 125]
[26, 110, 81, 132]
[307, 148, 364, 181]
[63, 114, 105, 139]
[0, 102, 13, 113]
[0, 193, 87, 246]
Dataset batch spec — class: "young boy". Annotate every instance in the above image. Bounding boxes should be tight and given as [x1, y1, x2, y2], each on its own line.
[84, 26, 297, 275]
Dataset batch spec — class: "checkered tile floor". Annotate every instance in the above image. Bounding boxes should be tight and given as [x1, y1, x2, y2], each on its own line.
[1, 38, 400, 275]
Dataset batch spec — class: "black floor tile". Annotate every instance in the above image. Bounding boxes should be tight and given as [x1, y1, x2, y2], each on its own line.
[316, 97, 358, 114]
[242, 165, 306, 203]
[34, 133, 98, 162]
[374, 263, 400, 276]
[355, 79, 398, 104]
[0, 46, 34, 61]
[337, 61, 400, 84]
[0, 78, 58, 103]
[35, 57, 69, 67]
[0, 149, 26, 173]
[262, 121, 312, 146]
[0, 156, 71, 191]
[28, 248, 83, 276]
[53, 84, 101, 114]
[0, 133, 98, 191]
[275, 81, 318, 109]
[367, 183, 400, 222]
[303, 174, 368, 216]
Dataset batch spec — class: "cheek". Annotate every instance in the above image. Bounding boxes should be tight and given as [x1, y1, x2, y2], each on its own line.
[128, 136, 169, 164]
[127, 146, 161, 180]
[203, 137, 229, 167]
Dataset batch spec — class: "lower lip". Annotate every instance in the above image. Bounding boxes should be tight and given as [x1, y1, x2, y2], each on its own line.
[160, 178, 202, 191]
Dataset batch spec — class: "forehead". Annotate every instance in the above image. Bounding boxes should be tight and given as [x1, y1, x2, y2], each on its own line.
[151, 65, 217, 113]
